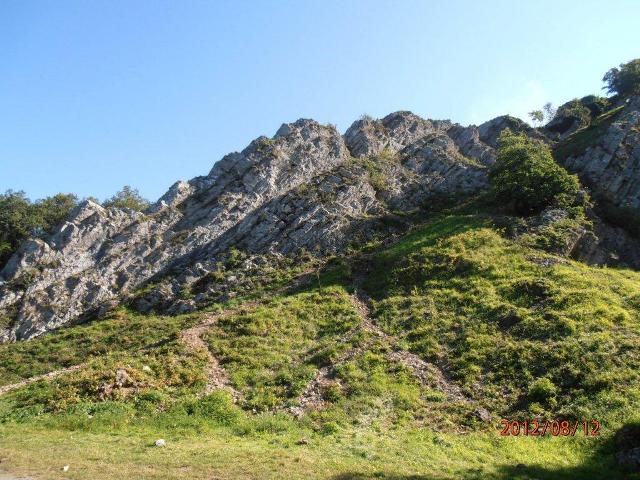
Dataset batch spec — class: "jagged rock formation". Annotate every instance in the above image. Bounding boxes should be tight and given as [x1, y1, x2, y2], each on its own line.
[574, 215, 640, 267]
[562, 96, 640, 212]
[545, 95, 611, 141]
[2, 98, 640, 342]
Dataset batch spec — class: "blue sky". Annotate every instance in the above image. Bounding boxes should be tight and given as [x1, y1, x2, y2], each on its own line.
[1, 0, 638, 202]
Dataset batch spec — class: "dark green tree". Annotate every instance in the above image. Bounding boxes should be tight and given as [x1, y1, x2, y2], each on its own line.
[528, 110, 544, 126]
[489, 130, 581, 215]
[603, 58, 640, 97]
[103, 186, 150, 211]
[0, 191, 78, 268]
[34, 193, 79, 234]
[0, 191, 31, 265]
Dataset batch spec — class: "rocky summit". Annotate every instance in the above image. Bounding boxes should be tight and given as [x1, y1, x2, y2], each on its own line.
[2, 98, 640, 343]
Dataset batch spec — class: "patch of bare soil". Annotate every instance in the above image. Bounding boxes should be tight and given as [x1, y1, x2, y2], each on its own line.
[180, 311, 242, 401]
[0, 364, 84, 397]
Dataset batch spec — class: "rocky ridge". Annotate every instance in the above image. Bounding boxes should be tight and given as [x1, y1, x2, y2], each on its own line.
[2, 100, 640, 342]
[562, 96, 640, 212]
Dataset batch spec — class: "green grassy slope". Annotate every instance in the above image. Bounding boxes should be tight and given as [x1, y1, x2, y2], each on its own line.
[1, 212, 639, 479]
[365, 215, 640, 423]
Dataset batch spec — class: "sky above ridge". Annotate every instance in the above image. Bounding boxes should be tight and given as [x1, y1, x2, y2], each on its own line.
[1, 0, 638, 202]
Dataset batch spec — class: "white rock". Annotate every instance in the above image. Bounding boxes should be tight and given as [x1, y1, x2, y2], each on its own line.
[155, 439, 166, 447]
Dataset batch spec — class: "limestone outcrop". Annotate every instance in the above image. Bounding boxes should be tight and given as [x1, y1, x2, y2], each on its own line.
[2, 101, 639, 342]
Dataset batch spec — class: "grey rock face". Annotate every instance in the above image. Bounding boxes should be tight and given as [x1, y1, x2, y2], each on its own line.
[344, 111, 451, 158]
[477, 115, 548, 147]
[4, 104, 633, 342]
[379, 133, 488, 210]
[573, 214, 640, 269]
[1, 119, 351, 341]
[447, 124, 496, 165]
[545, 95, 610, 141]
[563, 96, 640, 212]
[448, 115, 546, 166]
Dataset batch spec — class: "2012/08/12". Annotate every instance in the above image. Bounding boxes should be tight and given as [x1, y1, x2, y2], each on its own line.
[499, 419, 600, 437]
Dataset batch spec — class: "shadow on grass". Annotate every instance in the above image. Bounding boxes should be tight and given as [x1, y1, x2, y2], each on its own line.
[332, 461, 629, 480]
[332, 433, 635, 480]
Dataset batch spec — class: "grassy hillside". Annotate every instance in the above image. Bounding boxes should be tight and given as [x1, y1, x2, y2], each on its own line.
[1, 212, 640, 479]
[365, 215, 640, 423]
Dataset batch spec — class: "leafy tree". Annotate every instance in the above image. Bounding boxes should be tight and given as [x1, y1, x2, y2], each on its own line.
[34, 193, 79, 235]
[0, 191, 31, 266]
[603, 58, 640, 97]
[489, 130, 581, 215]
[543, 102, 556, 122]
[0, 191, 78, 268]
[103, 186, 150, 211]
[528, 110, 544, 126]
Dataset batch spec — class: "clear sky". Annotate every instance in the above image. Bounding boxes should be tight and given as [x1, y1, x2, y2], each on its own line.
[1, 0, 638, 202]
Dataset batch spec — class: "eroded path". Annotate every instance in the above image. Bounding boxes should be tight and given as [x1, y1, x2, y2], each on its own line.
[180, 310, 243, 401]
[0, 364, 84, 397]
[294, 274, 469, 412]
[351, 289, 467, 402]
[178, 272, 318, 401]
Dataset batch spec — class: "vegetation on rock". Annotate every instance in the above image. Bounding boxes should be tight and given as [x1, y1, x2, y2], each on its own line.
[102, 185, 150, 211]
[489, 130, 581, 215]
[0, 190, 78, 268]
[603, 58, 640, 97]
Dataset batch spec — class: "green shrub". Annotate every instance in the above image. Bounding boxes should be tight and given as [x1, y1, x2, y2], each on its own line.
[603, 58, 640, 97]
[0, 190, 78, 268]
[528, 377, 558, 406]
[103, 185, 149, 211]
[489, 130, 581, 215]
[185, 392, 242, 425]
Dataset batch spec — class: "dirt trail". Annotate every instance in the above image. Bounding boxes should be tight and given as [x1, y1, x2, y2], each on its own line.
[351, 288, 468, 402]
[179, 270, 317, 401]
[294, 335, 376, 414]
[294, 272, 470, 412]
[387, 350, 467, 401]
[180, 310, 243, 401]
[0, 364, 84, 397]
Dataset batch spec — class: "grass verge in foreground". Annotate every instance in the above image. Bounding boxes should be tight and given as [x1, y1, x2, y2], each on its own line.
[0, 422, 636, 480]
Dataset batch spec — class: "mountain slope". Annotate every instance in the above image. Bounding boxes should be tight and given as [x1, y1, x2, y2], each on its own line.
[2, 90, 640, 475]
[0, 111, 512, 341]
[1, 210, 639, 479]
[3, 97, 640, 344]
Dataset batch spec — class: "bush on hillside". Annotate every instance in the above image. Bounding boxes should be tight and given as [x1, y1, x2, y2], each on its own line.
[489, 130, 581, 215]
[0, 190, 78, 268]
[103, 185, 150, 211]
[603, 58, 640, 97]
[557, 100, 591, 126]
